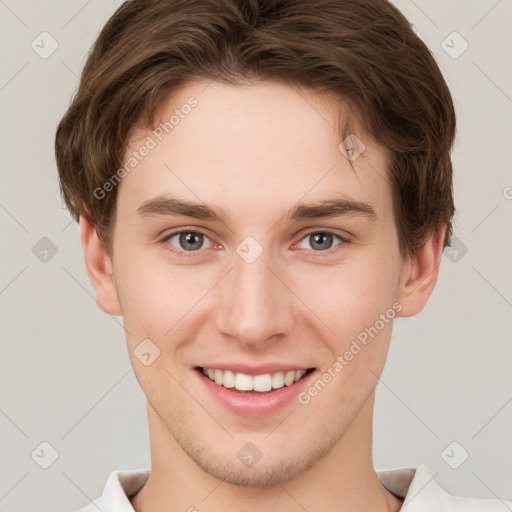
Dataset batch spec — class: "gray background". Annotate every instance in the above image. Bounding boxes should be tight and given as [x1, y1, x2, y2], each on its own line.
[1, 0, 511, 510]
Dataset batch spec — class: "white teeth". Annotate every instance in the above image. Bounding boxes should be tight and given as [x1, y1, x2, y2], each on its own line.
[253, 374, 272, 392]
[222, 369, 235, 388]
[201, 367, 310, 392]
[234, 372, 253, 391]
[283, 371, 295, 386]
[294, 369, 306, 382]
[271, 371, 284, 389]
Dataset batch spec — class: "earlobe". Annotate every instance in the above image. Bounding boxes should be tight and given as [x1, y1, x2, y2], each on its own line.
[396, 227, 446, 317]
[80, 215, 122, 316]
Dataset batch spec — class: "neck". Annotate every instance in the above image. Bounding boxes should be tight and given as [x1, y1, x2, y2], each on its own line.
[131, 393, 403, 512]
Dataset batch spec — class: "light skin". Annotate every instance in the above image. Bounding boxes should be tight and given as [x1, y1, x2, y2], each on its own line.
[81, 80, 445, 511]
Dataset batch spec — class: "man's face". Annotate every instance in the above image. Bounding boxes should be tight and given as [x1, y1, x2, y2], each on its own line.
[109, 80, 405, 486]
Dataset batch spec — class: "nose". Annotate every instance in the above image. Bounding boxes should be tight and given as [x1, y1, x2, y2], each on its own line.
[214, 244, 295, 350]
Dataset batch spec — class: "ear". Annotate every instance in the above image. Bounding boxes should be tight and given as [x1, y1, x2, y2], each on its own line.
[396, 226, 446, 317]
[80, 215, 122, 316]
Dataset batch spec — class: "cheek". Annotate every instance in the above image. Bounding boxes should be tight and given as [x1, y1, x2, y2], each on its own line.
[292, 260, 399, 403]
[298, 268, 398, 411]
[115, 258, 206, 391]
[114, 254, 203, 339]
[297, 259, 398, 341]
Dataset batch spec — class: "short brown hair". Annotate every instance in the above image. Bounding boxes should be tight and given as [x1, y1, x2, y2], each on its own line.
[55, 0, 456, 259]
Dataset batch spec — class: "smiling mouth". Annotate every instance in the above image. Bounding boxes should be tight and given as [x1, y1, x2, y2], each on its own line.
[196, 366, 315, 394]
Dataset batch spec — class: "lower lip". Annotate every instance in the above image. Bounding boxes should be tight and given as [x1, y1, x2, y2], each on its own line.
[195, 368, 317, 417]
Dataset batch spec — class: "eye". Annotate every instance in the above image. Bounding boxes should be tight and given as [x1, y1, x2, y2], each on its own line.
[296, 231, 347, 252]
[163, 230, 213, 255]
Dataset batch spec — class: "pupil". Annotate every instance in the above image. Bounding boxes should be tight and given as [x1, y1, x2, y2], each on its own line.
[181, 232, 202, 250]
[311, 233, 332, 250]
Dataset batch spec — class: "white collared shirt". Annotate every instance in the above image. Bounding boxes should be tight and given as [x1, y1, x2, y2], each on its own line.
[75, 464, 511, 511]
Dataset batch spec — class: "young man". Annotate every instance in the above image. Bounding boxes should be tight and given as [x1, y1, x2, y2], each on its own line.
[55, 0, 510, 510]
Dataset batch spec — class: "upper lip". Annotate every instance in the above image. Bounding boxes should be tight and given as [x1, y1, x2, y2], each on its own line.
[196, 363, 314, 375]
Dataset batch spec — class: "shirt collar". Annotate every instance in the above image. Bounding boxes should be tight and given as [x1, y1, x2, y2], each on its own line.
[79, 464, 445, 511]
[378, 464, 446, 510]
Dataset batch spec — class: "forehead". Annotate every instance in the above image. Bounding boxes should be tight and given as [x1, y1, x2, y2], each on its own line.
[119, 80, 391, 221]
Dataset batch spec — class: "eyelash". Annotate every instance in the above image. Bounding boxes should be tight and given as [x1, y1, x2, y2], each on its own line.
[161, 229, 350, 258]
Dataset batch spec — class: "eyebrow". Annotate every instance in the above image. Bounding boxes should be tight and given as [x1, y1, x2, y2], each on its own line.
[136, 195, 377, 223]
[285, 198, 376, 221]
